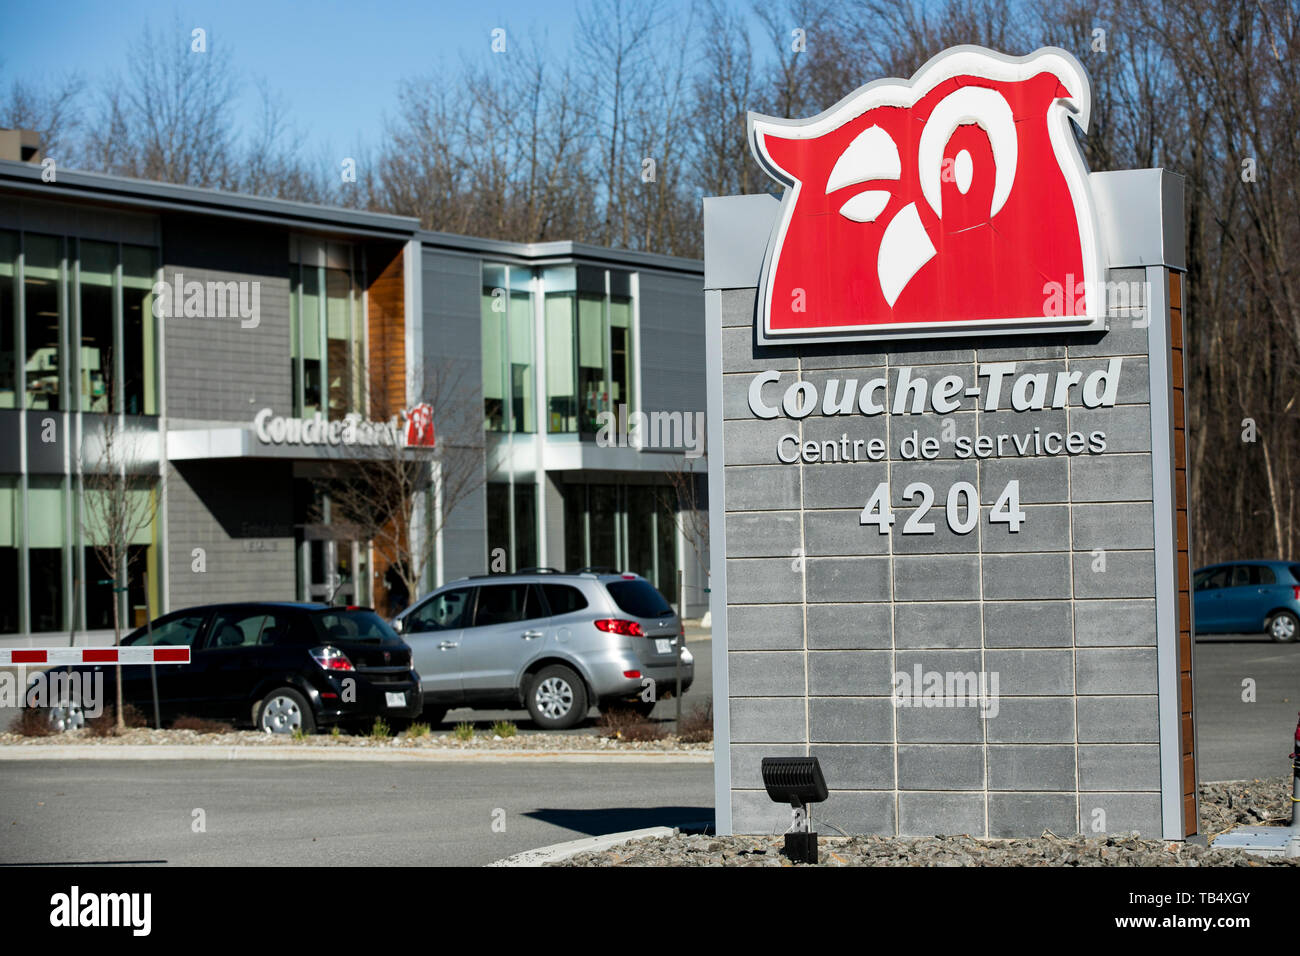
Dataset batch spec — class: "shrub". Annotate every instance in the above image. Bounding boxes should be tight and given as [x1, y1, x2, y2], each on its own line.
[10, 707, 53, 737]
[406, 722, 431, 738]
[452, 721, 474, 741]
[170, 715, 234, 735]
[369, 716, 391, 738]
[330, 724, 342, 737]
[86, 703, 148, 737]
[488, 720, 517, 738]
[597, 706, 666, 742]
[676, 701, 713, 743]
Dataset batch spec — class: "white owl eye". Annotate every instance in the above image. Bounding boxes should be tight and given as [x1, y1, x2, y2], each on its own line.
[917, 86, 1017, 219]
[838, 190, 891, 223]
[825, 125, 900, 195]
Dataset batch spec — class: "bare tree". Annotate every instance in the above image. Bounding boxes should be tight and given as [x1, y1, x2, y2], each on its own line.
[0, 72, 86, 160]
[80, 374, 159, 730]
[657, 455, 710, 594]
[310, 355, 490, 614]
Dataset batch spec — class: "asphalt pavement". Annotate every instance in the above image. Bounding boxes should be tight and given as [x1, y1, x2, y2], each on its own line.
[1193, 634, 1300, 781]
[0, 760, 714, 867]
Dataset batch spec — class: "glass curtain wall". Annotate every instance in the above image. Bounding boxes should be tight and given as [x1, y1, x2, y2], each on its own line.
[0, 228, 160, 635]
[544, 267, 635, 436]
[291, 241, 363, 419]
[481, 263, 535, 433]
[558, 481, 676, 592]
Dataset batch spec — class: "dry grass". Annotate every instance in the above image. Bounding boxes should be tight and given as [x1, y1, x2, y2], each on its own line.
[676, 701, 713, 743]
[170, 715, 235, 734]
[10, 707, 54, 737]
[597, 706, 667, 742]
[86, 703, 148, 737]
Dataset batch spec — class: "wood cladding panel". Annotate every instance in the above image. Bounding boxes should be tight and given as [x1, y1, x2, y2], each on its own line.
[1169, 271, 1197, 836]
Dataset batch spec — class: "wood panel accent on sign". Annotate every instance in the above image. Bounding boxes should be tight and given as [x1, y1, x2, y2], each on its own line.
[1170, 270, 1197, 837]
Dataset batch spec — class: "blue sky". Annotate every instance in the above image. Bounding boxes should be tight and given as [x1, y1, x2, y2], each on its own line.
[0, 0, 601, 158]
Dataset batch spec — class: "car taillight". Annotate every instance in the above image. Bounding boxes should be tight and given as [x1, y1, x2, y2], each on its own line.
[1293, 586, 1300, 601]
[309, 646, 355, 672]
[595, 619, 645, 637]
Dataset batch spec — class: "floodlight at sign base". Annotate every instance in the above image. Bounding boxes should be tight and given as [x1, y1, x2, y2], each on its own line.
[761, 756, 829, 864]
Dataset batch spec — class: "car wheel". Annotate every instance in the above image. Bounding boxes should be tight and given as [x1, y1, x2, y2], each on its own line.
[257, 688, 316, 735]
[1267, 610, 1299, 643]
[526, 665, 588, 730]
[46, 695, 87, 733]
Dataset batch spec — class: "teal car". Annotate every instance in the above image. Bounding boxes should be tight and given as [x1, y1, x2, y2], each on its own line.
[1193, 560, 1300, 642]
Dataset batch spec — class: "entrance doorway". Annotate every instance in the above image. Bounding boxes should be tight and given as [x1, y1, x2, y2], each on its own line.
[304, 538, 366, 605]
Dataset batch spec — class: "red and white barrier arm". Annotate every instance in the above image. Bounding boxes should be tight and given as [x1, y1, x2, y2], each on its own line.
[0, 647, 190, 665]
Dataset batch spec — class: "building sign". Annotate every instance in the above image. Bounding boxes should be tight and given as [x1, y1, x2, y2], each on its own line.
[254, 405, 435, 449]
[706, 46, 1196, 842]
[749, 47, 1104, 343]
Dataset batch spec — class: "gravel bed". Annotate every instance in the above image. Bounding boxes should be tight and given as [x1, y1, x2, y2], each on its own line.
[554, 778, 1299, 867]
[0, 727, 711, 752]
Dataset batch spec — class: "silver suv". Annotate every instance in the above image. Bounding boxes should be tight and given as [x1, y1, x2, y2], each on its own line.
[391, 570, 694, 730]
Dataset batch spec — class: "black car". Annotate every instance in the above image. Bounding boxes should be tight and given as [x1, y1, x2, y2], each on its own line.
[39, 603, 422, 734]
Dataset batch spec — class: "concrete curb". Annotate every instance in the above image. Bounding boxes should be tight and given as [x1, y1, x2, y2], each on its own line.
[489, 827, 677, 866]
[0, 744, 714, 764]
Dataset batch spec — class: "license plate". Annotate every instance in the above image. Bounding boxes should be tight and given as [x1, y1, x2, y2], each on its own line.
[655, 639, 673, 655]
[385, 692, 407, 708]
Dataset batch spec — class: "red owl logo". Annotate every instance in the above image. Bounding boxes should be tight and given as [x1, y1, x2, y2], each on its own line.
[403, 403, 435, 448]
[749, 46, 1105, 343]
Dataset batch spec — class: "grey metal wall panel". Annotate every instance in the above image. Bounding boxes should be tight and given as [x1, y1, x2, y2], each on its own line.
[422, 249, 487, 582]
[638, 271, 706, 425]
[161, 215, 291, 422]
[165, 459, 296, 606]
[0, 194, 160, 246]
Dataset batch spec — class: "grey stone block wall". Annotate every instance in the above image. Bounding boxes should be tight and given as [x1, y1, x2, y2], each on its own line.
[719, 267, 1166, 838]
[161, 215, 292, 422]
[165, 460, 296, 606]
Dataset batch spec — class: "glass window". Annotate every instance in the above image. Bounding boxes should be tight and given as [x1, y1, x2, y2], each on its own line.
[408, 588, 473, 632]
[292, 247, 360, 419]
[509, 283, 534, 433]
[1195, 567, 1230, 591]
[542, 267, 635, 436]
[577, 294, 606, 434]
[124, 612, 207, 647]
[514, 483, 537, 569]
[1229, 565, 1252, 587]
[473, 583, 543, 626]
[300, 265, 322, 416]
[0, 478, 18, 633]
[563, 482, 585, 570]
[481, 263, 534, 433]
[606, 579, 674, 618]
[325, 267, 353, 421]
[28, 476, 66, 632]
[1249, 565, 1276, 586]
[588, 484, 617, 569]
[24, 234, 62, 411]
[486, 483, 510, 568]
[657, 487, 679, 598]
[79, 241, 115, 413]
[610, 294, 633, 411]
[545, 292, 576, 432]
[542, 584, 588, 615]
[208, 611, 274, 649]
[0, 231, 16, 409]
[122, 245, 157, 415]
